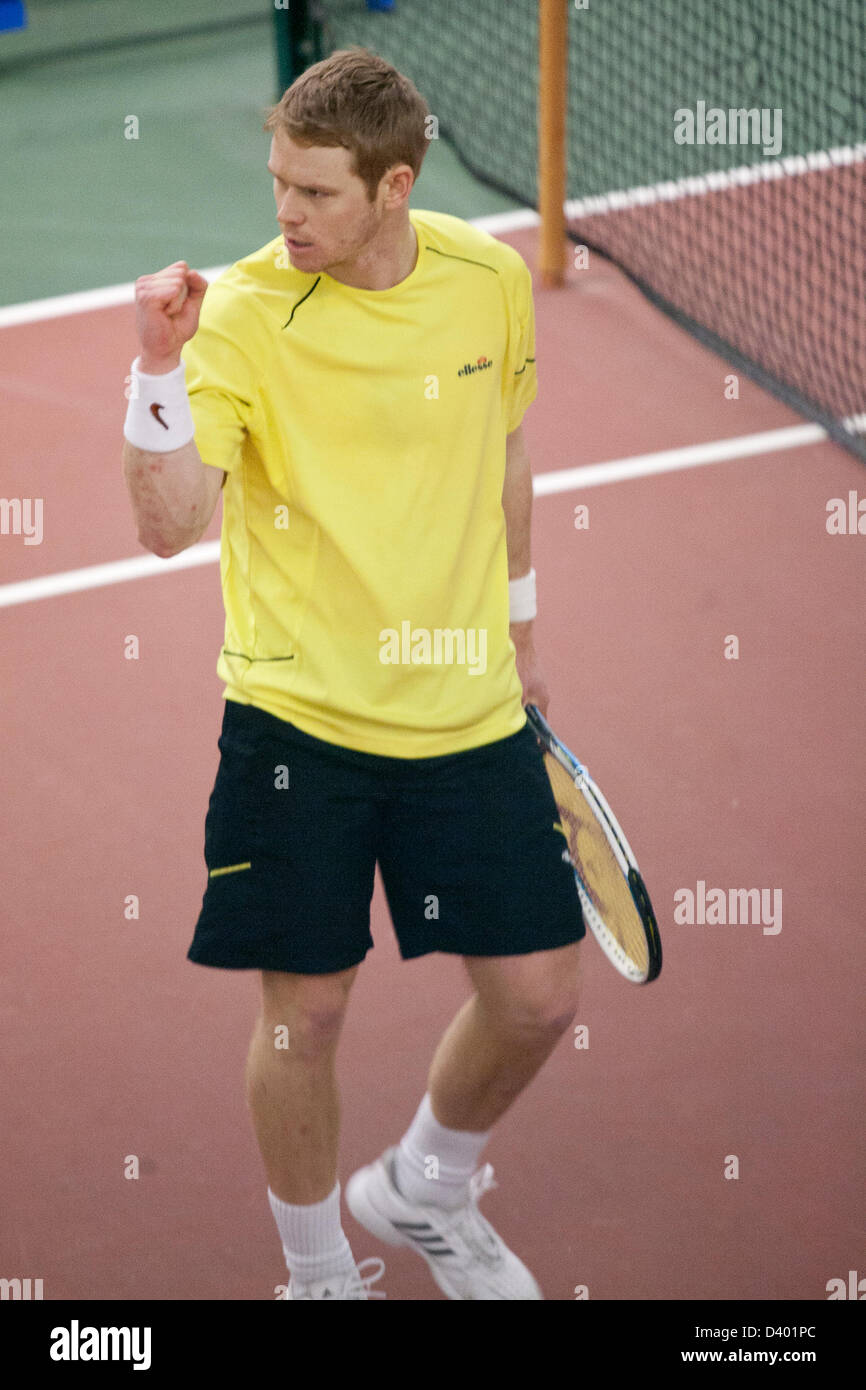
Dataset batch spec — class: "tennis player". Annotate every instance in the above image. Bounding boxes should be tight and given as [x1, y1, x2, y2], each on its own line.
[122, 47, 584, 1301]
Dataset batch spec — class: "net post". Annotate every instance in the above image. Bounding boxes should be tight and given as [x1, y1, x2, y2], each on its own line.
[272, 0, 324, 98]
[538, 0, 568, 288]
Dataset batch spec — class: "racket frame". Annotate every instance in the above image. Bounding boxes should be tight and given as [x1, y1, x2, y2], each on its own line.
[525, 704, 662, 984]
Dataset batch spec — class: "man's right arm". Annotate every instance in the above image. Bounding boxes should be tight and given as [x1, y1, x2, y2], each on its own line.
[123, 434, 224, 559]
[122, 261, 225, 559]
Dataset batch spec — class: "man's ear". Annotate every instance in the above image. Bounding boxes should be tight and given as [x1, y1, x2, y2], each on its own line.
[383, 164, 414, 207]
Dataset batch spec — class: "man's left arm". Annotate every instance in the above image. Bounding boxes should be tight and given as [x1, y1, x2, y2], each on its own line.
[503, 422, 549, 716]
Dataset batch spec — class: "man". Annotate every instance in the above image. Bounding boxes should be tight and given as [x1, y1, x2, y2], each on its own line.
[122, 47, 584, 1301]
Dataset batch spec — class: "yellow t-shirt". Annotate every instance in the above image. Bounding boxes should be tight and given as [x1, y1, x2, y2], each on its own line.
[182, 209, 537, 757]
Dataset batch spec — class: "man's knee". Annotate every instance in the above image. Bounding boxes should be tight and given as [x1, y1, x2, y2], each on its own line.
[258, 966, 358, 1057]
[503, 988, 579, 1039]
[468, 946, 581, 1040]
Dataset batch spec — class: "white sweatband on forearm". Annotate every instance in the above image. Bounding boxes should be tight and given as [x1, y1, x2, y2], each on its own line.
[509, 567, 537, 622]
[123, 357, 195, 452]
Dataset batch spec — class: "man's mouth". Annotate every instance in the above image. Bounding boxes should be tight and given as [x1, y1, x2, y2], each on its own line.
[284, 234, 313, 249]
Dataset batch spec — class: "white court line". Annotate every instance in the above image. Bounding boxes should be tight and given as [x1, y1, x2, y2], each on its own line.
[4, 139, 864, 325]
[0, 542, 221, 608]
[566, 142, 866, 219]
[0, 422, 836, 610]
[0, 209, 541, 329]
[0, 268, 230, 329]
[533, 422, 827, 494]
[0, 204, 858, 609]
[6, 137, 861, 326]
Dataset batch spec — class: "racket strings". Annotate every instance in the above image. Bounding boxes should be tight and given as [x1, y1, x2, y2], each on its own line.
[543, 752, 650, 975]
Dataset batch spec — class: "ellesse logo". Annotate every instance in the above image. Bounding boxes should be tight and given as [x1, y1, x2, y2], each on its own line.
[457, 355, 494, 378]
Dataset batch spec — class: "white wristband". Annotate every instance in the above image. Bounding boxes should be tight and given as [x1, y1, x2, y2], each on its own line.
[123, 357, 195, 452]
[509, 567, 537, 622]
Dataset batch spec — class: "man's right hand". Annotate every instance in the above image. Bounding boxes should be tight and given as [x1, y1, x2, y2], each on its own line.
[134, 261, 209, 374]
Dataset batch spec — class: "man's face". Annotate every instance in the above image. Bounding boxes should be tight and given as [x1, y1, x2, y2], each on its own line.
[268, 128, 383, 275]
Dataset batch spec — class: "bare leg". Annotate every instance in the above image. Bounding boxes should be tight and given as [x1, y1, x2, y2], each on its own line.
[427, 944, 581, 1131]
[244, 965, 358, 1204]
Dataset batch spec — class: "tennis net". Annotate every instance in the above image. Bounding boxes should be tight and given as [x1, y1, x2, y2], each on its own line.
[309, 0, 866, 462]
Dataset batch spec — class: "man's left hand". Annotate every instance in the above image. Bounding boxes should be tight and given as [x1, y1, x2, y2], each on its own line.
[511, 622, 549, 717]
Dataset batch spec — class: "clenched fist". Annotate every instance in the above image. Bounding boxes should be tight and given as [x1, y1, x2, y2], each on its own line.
[134, 261, 209, 374]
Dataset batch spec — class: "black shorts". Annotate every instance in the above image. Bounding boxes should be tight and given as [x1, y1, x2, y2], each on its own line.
[187, 699, 585, 974]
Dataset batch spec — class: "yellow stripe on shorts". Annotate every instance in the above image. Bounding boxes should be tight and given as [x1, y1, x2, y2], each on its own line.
[208, 861, 252, 879]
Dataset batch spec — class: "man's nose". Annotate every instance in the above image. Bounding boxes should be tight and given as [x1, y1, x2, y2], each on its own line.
[277, 188, 305, 221]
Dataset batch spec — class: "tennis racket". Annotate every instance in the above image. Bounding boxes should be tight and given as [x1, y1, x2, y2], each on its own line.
[526, 704, 662, 984]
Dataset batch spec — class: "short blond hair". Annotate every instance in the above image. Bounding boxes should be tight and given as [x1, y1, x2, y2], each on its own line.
[264, 47, 430, 200]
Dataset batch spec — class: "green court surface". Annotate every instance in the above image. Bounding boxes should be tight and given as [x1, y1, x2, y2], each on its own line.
[0, 5, 522, 306]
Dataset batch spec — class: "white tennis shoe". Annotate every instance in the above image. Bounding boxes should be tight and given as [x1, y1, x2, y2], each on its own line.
[283, 1257, 386, 1300]
[345, 1148, 543, 1300]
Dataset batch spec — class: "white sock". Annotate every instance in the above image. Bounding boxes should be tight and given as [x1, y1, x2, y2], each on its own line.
[267, 1181, 356, 1283]
[392, 1092, 492, 1210]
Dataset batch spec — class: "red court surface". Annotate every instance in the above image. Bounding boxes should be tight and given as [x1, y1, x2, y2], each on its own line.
[1, 228, 863, 1301]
